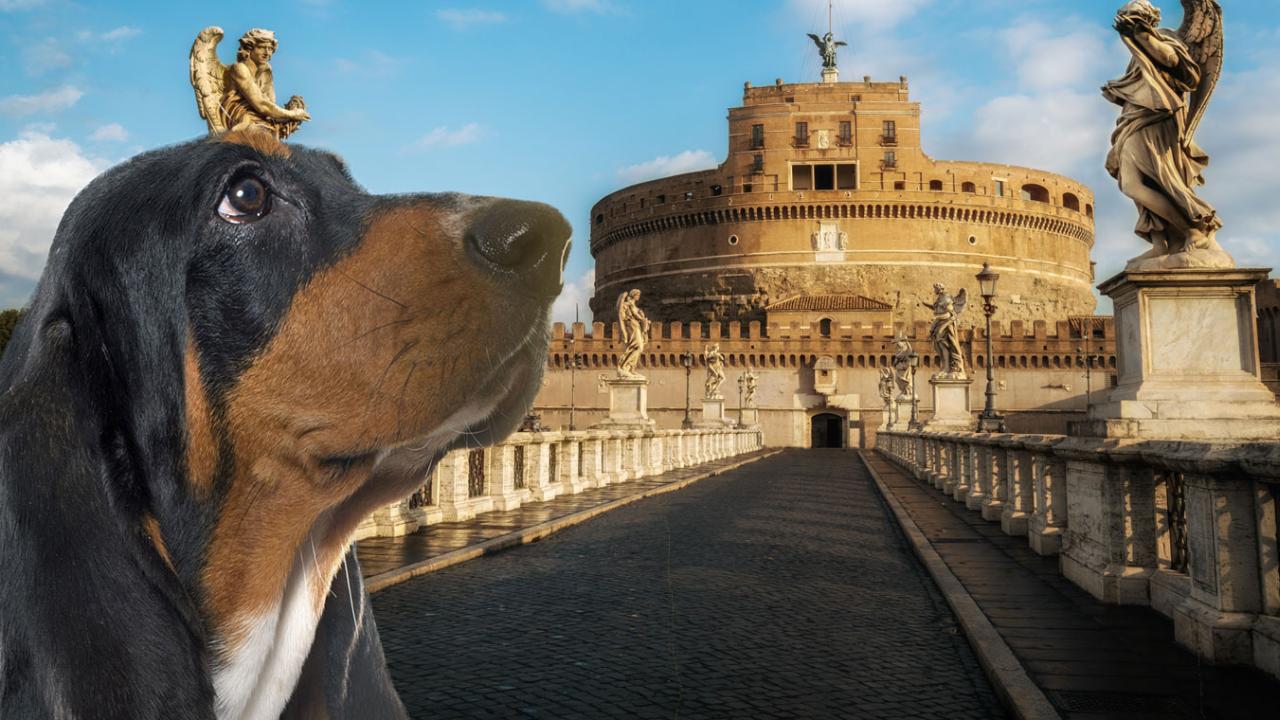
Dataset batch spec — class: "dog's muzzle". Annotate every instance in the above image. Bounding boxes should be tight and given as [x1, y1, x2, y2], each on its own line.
[466, 199, 572, 299]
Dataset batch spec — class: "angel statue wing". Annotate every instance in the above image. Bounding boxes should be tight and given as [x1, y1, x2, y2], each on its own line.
[807, 33, 824, 50]
[1178, 0, 1224, 141]
[834, 40, 848, 48]
[616, 292, 633, 346]
[190, 26, 227, 133]
[954, 288, 968, 317]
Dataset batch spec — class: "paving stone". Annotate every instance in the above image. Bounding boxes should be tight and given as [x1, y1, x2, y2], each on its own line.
[373, 449, 1004, 719]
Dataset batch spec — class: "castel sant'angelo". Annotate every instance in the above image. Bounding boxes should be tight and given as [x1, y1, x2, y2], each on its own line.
[533, 42, 1122, 448]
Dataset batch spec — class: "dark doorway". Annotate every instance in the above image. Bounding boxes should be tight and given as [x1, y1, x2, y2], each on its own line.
[810, 413, 844, 448]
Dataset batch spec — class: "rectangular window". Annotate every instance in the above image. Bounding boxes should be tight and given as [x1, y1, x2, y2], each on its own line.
[813, 164, 835, 190]
[751, 124, 765, 149]
[836, 164, 857, 190]
[795, 122, 808, 147]
[883, 151, 897, 168]
[751, 154, 764, 173]
[791, 164, 813, 191]
[838, 121, 852, 145]
[743, 183, 753, 193]
[994, 179, 1006, 197]
[883, 120, 896, 138]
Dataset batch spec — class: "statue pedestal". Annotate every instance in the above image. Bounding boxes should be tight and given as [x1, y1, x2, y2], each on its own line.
[924, 376, 975, 431]
[592, 376, 656, 429]
[821, 67, 839, 84]
[1075, 268, 1280, 440]
[739, 407, 760, 428]
[697, 397, 733, 428]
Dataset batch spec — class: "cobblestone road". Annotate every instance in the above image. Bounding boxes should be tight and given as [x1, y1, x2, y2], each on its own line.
[372, 449, 1005, 719]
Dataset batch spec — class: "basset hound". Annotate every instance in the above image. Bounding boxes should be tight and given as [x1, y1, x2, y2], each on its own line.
[0, 129, 570, 719]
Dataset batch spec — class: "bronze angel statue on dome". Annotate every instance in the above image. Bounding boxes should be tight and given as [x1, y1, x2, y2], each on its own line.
[807, 31, 847, 70]
[1102, 0, 1228, 270]
[189, 26, 311, 140]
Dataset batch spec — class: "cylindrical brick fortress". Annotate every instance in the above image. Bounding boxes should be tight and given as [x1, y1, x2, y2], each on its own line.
[589, 77, 1096, 324]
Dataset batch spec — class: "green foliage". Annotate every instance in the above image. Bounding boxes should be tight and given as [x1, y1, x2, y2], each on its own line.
[0, 309, 26, 357]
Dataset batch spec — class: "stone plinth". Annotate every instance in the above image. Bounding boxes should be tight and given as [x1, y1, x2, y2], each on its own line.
[738, 407, 760, 428]
[923, 376, 975, 431]
[1080, 268, 1280, 440]
[592, 377, 656, 429]
[697, 397, 733, 428]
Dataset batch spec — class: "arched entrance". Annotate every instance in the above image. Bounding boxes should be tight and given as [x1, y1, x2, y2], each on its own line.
[810, 413, 845, 448]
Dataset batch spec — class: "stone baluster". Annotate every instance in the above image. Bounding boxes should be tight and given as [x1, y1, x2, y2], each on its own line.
[999, 437, 1034, 537]
[436, 449, 480, 521]
[965, 439, 989, 511]
[1026, 440, 1066, 556]
[980, 437, 1008, 522]
[487, 442, 523, 511]
[951, 441, 972, 503]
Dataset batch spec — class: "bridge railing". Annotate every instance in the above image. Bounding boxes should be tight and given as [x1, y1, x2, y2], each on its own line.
[357, 427, 763, 539]
[876, 430, 1280, 682]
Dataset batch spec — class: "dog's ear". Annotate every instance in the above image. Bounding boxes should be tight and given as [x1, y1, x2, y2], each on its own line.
[0, 308, 215, 718]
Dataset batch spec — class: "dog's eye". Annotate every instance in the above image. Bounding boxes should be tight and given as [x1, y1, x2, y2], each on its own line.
[218, 176, 271, 224]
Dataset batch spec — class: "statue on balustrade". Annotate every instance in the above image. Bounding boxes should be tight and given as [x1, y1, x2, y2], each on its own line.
[615, 288, 650, 380]
[921, 284, 967, 379]
[878, 368, 897, 425]
[704, 344, 726, 399]
[189, 26, 311, 139]
[1103, 0, 1229, 270]
[891, 334, 914, 401]
[744, 369, 759, 407]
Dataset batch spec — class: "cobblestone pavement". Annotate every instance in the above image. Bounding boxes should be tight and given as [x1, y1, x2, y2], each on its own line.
[372, 449, 1005, 719]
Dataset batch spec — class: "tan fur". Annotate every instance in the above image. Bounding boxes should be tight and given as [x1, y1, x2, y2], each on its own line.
[218, 128, 292, 158]
[140, 513, 176, 575]
[200, 203, 520, 653]
[183, 339, 217, 498]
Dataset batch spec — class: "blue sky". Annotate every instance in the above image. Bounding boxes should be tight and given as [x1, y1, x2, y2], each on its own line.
[1, 0, 1277, 319]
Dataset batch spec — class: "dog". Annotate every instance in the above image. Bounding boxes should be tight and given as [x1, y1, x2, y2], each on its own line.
[0, 129, 571, 719]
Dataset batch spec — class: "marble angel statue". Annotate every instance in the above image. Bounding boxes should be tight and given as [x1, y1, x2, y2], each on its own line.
[1102, 0, 1227, 270]
[616, 289, 650, 379]
[190, 26, 311, 139]
[921, 284, 967, 379]
[704, 344, 727, 399]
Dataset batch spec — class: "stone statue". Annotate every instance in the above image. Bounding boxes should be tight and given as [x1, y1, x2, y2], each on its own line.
[891, 334, 914, 401]
[921, 284, 967, 379]
[744, 370, 759, 407]
[807, 31, 847, 70]
[190, 26, 311, 139]
[1102, 0, 1228, 271]
[615, 289, 650, 379]
[704, 344, 726, 399]
[878, 368, 897, 425]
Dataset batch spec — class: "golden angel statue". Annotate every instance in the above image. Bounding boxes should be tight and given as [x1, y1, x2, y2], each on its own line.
[190, 27, 311, 140]
[615, 289, 650, 380]
[1102, 0, 1228, 270]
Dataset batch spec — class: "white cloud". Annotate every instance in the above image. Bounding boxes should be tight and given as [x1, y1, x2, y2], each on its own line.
[333, 50, 402, 77]
[99, 26, 141, 42]
[552, 267, 594, 325]
[0, 0, 44, 10]
[999, 19, 1112, 92]
[408, 123, 484, 150]
[0, 131, 105, 306]
[790, 0, 930, 31]
[543, 0, 618, 15]
[0, 85, 83, 117]
[964, 91, 1112, 177]
[437, 8, 507, 28]
[89, 123, 128, 142]
[617, 149, 717, 184]
[22, 38, 71, 76]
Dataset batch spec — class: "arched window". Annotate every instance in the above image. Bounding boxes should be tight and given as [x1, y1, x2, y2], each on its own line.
[819, 318, 832, 337]
[929, 179, 943, 191]
[1062, 192, 1081, 211]
[1020, 184, 1050, 203]
[961, 181, 976, 193]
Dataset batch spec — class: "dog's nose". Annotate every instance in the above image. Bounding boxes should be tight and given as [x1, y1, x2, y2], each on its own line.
[467, 199, 572, 297]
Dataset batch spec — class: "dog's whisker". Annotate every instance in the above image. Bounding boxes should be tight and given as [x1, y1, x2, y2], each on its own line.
[337, 270, 407, 310]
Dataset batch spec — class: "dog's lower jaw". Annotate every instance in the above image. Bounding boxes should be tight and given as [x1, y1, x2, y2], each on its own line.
[212, 527, 333, 720]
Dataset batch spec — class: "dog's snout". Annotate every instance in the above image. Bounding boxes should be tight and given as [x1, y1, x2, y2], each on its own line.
[467, 200, 571, 297]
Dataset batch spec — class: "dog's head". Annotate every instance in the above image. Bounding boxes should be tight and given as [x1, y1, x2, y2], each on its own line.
[0, 129, 569, 715]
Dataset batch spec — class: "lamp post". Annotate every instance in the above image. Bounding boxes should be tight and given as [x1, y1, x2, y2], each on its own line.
[680, 351, 695, 429]
[975, 261, 1006, 432]
[568, 351, 586, 431]
[736, 373, 745, 427]
[1076, 345, 1096, 414]
[907, 351, 921, 430]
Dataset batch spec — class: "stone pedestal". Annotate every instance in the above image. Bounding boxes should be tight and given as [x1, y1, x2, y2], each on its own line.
[1079, 269, 1280, 440]
[697, 397, 733, 428]
[821, 67, 839, 84]
[738, 407, 760, 428]
[923, 376, 975, 431]
[593, 376, 656, 429]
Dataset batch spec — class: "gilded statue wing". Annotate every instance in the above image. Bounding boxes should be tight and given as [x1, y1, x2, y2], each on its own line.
[954, 288, 968, 317]
[190, 26, 227, 133]
[1178, 0, 1224, 139]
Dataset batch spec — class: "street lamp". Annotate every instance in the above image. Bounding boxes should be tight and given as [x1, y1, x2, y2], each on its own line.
[736, 372, 745, 427]
[1076, 345, 1096, 414]
[975, 261, 1006, 432]
[907, 351, 921, 431]
[680, 351, 695, 429]
[568, 351, 586, 431]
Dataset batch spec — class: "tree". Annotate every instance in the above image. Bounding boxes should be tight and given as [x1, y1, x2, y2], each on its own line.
[0, 309, 26, 357]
